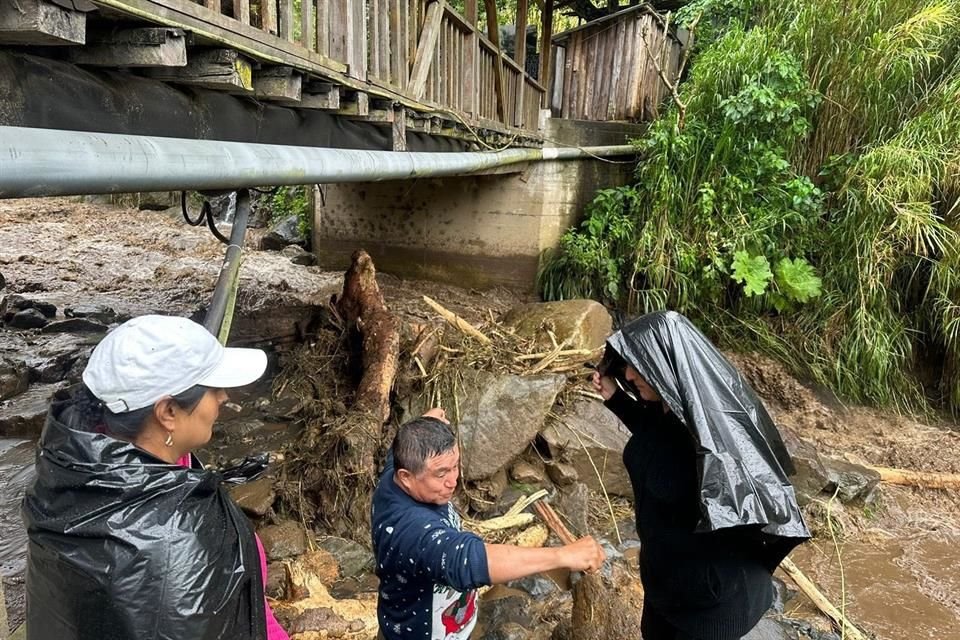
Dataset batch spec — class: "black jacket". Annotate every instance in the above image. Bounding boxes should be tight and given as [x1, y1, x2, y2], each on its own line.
[603, 312, 810, 639]
[21, 386, 266, 640]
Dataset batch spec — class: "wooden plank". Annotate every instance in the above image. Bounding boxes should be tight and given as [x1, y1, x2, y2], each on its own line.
[483, 0, 506, 123]
[301, 0, 313, 49]
[550, 44, 563, 114]
[0, 0, 85, 45]
[614, 14, 635, 119]
[392, 104, 407, 150]
[262, 0, 277, 34]
[597, 20, 617, 119]
[338, 89, 369, 115]
[408, 0, 443, 99]
[328, 0, 346, 62]
[69, 27, 186, 67]
[279, 0, 292, 41]
[370, 0, 380, 78]
[379, 0, 390, 82]
[349, 0, 367, 80]
[315, 0, 328, 55]
[561, 37, 572, 117]
[565, 32, 578, 118]
[148, 47, 253, 92]
[389, 0, 402, 86]
[254, 65, 302, 100]
[236, 0, 250, 26]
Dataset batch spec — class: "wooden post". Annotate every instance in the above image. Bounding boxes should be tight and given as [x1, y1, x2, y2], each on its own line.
[408, 0, 443, 99]
[262, 0, 278, 35]
[392, 104, 407, 151]
[484, 0, 506, 123]
[236, 0, 250, 26]
[279, 0, 293, 41]
[315, 0, 327, 54]
[205, 0, 222, 13]
[538, 0, 553, 99]
[513, 0, 528, 126]
[301, 0, 313, 49]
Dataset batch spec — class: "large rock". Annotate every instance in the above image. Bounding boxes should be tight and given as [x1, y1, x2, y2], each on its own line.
[64, 304, 121, 325]
[258, 520, 309, 561]
[743, 617, 800, 640]
[22, 333, 98, 383]
[780, 429, 830, 505]
[0, 357, 29, 402]
[0, 382, 66, 437]
[1, 295, 57, 321]
[260, 214, 307, 250]
[316, 536, 376, 579]
[502, 300, 612, 352]
[540, 398, 632, 498]
[8, 309, 49, 329]
[821, 456, 881, 503]
[229, 476, 276, 517]
[555, 482, 591, 538]
[40, 318, 109, 335]
[455, 370, 567, 481]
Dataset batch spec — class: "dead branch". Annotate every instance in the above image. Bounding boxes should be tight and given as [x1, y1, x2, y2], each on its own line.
[422, 295, 491, 345]
[864, 464, 960, 489]
[646, 11, 700, 130]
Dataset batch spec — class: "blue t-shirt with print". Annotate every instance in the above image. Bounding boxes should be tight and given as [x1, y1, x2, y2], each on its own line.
[371, 452, 490, 640]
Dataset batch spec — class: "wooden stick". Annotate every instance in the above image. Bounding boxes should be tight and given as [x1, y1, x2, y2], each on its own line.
[863, 464, 960, 489]
[514, 347, 601, 361]
[422, 295, 491, 344]
[528, 337, 574, 374]
[534, 500, 576, 544]
[780, 557, 870, 640]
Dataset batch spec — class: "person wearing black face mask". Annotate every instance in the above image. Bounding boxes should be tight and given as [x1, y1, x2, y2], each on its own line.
[590, 311, 810, 640]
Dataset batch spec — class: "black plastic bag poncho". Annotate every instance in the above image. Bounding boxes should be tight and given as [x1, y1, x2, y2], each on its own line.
[21, 387, 267, 640]
[604, 311, 810, 567]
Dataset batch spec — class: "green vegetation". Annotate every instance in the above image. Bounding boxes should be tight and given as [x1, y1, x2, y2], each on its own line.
[271, 186, 312, 238]
[540, 0, 960, 414]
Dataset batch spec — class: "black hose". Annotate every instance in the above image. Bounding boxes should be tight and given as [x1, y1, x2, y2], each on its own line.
[181, 191, 231, 244]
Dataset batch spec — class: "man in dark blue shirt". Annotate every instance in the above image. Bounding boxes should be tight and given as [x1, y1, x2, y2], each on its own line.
[372, 409, 605, 640]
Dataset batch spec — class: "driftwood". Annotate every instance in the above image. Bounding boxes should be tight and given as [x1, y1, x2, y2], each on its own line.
[863, 464, 960, 489]
[780, 557, 869, 640]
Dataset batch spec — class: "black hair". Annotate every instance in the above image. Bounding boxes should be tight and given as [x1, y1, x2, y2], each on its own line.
[74, 383, 210, 440]
[393, 416, 456, 475]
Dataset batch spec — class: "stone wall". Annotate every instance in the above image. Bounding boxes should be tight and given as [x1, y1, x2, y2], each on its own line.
[312, 119, 644, 290]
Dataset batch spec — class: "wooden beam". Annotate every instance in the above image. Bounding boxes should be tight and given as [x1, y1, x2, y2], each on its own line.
[0, 0, 85, 45]
[294, 80, 340, 109]
[338, 90, 369, 116]
[514, 0, 528, 126]
[407, 0, 443, 99]
[69, 27, 186, 67]
[254, 65, 302, 100]
[538, 0, 553, 95]
[392, 104, 407, 150]
[148, 48, 253, 93]
[483, 0, 506, 123]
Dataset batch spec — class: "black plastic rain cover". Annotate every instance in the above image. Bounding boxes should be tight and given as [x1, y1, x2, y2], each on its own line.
[21, 388, 266, 640]
[606, 311, 810, 563]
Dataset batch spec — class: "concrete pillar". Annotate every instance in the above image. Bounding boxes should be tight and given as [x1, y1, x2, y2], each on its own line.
[313, 119, 643, 290]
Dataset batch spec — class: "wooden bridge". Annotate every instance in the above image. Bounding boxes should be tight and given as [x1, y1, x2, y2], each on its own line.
[0, 0, 683, 151]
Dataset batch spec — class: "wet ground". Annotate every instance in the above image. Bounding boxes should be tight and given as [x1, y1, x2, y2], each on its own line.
[2, 197, 960, 638]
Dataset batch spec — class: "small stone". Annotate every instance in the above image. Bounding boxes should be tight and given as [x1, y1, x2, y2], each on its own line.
[281, 245, 317, 266]
[545, 461, 579, 487]
[2, 295, 57, 319]
[40, 318, 109, 335]
[64, 304, 119, 325]
[8, 309, 49, 329]
[258, 520, 309, 561]
[315, 536, 375, 579]
[265, 560, 287, 599]
[510, 460, 546, 485]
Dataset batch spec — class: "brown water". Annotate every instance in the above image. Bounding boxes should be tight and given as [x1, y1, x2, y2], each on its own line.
[788, 532, 960, 639]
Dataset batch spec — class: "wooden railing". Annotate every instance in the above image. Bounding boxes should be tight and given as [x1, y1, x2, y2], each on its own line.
[139, 0, 547, 135]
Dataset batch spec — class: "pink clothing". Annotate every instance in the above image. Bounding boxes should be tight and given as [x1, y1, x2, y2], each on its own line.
[178, 454, 289, 640]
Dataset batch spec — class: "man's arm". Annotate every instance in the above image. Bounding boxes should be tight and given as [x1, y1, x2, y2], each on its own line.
[484, 536, 605, 584]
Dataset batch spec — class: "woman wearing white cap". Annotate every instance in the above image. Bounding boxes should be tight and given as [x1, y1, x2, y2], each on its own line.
[22, 314, 289, 640]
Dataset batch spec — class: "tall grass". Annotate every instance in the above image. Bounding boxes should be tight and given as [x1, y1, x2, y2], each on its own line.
[540, 0, 960, 413]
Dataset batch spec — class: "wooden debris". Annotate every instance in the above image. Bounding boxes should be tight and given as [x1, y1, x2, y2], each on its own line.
[780, 557, 869, 640]
[528, 337, 574, 374]
[515, 348, 600, 362]
[422, 295, 491, 345]
[863, 464, 960, 490]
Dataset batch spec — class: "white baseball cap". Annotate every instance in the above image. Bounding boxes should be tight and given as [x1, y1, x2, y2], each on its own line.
[82, 314, 268, 413]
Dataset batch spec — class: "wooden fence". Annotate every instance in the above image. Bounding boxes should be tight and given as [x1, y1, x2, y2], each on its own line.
[161, 0, 547, 132]
[550, 5, 684, 122]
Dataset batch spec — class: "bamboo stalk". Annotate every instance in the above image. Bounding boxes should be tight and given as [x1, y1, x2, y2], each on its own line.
[422, 295, 491, 344]
[780, 557, 870, 640]
[528, 337, 573, 374]
[514, 347, 601, 361]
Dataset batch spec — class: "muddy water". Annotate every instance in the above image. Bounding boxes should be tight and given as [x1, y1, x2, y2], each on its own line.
[788, 533, 960, 639]
[0, 438, 35, 579]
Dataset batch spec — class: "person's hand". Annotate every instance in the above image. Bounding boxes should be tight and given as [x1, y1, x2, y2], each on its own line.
[591, 371, 616, 401]
[422, 407, 449, 423]
[561, 536, 606, 573]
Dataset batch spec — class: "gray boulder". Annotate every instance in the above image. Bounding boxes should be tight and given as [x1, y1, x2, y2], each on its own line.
[64, 304, 120, 325]
[821, 456, 881, 503]
[454, 370, 566, 481]
[780, 428, 830, 505]
[0, 357, 29, 402]
[260, 214, 307, 250]
[0, 382, 67, 437]
[315, 536, 375, 579]
[540, 397, 632, 497]
[228, 476, 276, 517]
[40, 318, 109, 335]
[258, 520, 309, 561]
[8, 309, 49, 329]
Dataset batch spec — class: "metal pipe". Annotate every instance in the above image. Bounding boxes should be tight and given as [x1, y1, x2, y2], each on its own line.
[0, 126, 636, 198]
[203, 188, 251, 342]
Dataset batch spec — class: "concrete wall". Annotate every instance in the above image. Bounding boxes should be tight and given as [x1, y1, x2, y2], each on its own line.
[313, 119, 644, 290]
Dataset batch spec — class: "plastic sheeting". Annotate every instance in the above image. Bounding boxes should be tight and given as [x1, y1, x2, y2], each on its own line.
[21, 387, 267, 640]
[603, 311, 810, 566]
